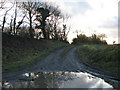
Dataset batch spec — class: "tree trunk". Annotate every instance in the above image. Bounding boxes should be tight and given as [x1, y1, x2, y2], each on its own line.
[41, 18, 47, 39]
[29, 11, 34, 38]
[13, 2, 17, 35]
[2, 14, 6, 32]
[9, 18, 13, 35]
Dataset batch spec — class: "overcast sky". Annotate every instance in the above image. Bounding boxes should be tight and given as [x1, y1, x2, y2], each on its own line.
[1, 0, 119, 44]
[56, 0, 119, 44]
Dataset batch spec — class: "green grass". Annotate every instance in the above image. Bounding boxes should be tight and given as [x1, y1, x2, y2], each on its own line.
[2, 34, 69, 73]
[77, 44, 119, 75]
[3, 50, 48, 72]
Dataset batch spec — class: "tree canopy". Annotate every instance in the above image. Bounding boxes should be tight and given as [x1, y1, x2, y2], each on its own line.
[72, 33, 107, 45]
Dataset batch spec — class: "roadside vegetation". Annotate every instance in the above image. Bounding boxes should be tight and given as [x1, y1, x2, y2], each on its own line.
[1, 1, 70, 73]
[77, 44, 119, 76]
[72, 33, 119, 76]
[2, 33, 69, 73]
[72, 33, 107, 45]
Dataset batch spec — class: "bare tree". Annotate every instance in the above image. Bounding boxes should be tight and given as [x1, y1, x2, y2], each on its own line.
[35, 2, 62, 39]
[60, 14, 71, 41]
[19, 1, 38, 38]
[13, 1, 18, 35]
[9, 16, 13, 35]
[46, 14, 62, 40]
[1, 3, 14, 32]
[0, 0, 5, 9]
[2, 1, 27, 35]
[98, 34, 107, 41]
[16, 14, 26, 30]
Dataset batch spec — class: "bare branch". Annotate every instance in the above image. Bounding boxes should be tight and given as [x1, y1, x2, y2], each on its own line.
[1, 2, 15, 31]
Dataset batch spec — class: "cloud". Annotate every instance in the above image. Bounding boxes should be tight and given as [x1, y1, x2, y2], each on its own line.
[59, 1, 92, 16]
[98, 16, 118, 29]
[1, 0, 119, 44]
[66, 2, 92, 15]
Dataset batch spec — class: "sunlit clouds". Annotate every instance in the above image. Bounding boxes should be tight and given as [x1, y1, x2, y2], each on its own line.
[1, 0, 119, 44]
[57, 0, 119, 44]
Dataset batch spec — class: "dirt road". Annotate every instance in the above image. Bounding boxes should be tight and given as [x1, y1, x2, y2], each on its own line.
[2, 47, 119, 82]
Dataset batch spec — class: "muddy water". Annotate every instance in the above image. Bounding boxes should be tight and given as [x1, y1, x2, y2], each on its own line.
[2, 72, 116, 88]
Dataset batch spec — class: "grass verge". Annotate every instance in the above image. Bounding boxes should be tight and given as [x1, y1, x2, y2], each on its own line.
[2, 34, 69, 73]
[77, 44, 120, 76]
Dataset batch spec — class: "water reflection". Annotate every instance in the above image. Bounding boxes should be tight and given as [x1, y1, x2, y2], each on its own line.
[2, 72, 113, 88]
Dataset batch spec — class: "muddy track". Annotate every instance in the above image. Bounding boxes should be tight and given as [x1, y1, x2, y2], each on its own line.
[2, 47, 120, 82]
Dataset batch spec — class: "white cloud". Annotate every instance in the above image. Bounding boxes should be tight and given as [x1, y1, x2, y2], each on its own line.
[58, 0, 119, 44]
[98, 16, 118, 29]
[1, 0, 119, 44]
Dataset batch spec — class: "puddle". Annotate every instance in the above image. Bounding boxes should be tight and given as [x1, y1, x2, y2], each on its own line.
[2, 72, 116, 88]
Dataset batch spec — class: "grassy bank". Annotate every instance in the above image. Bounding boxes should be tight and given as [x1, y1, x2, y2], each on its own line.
[2, 34, 69, 73]
[77, 44, 119, 76]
